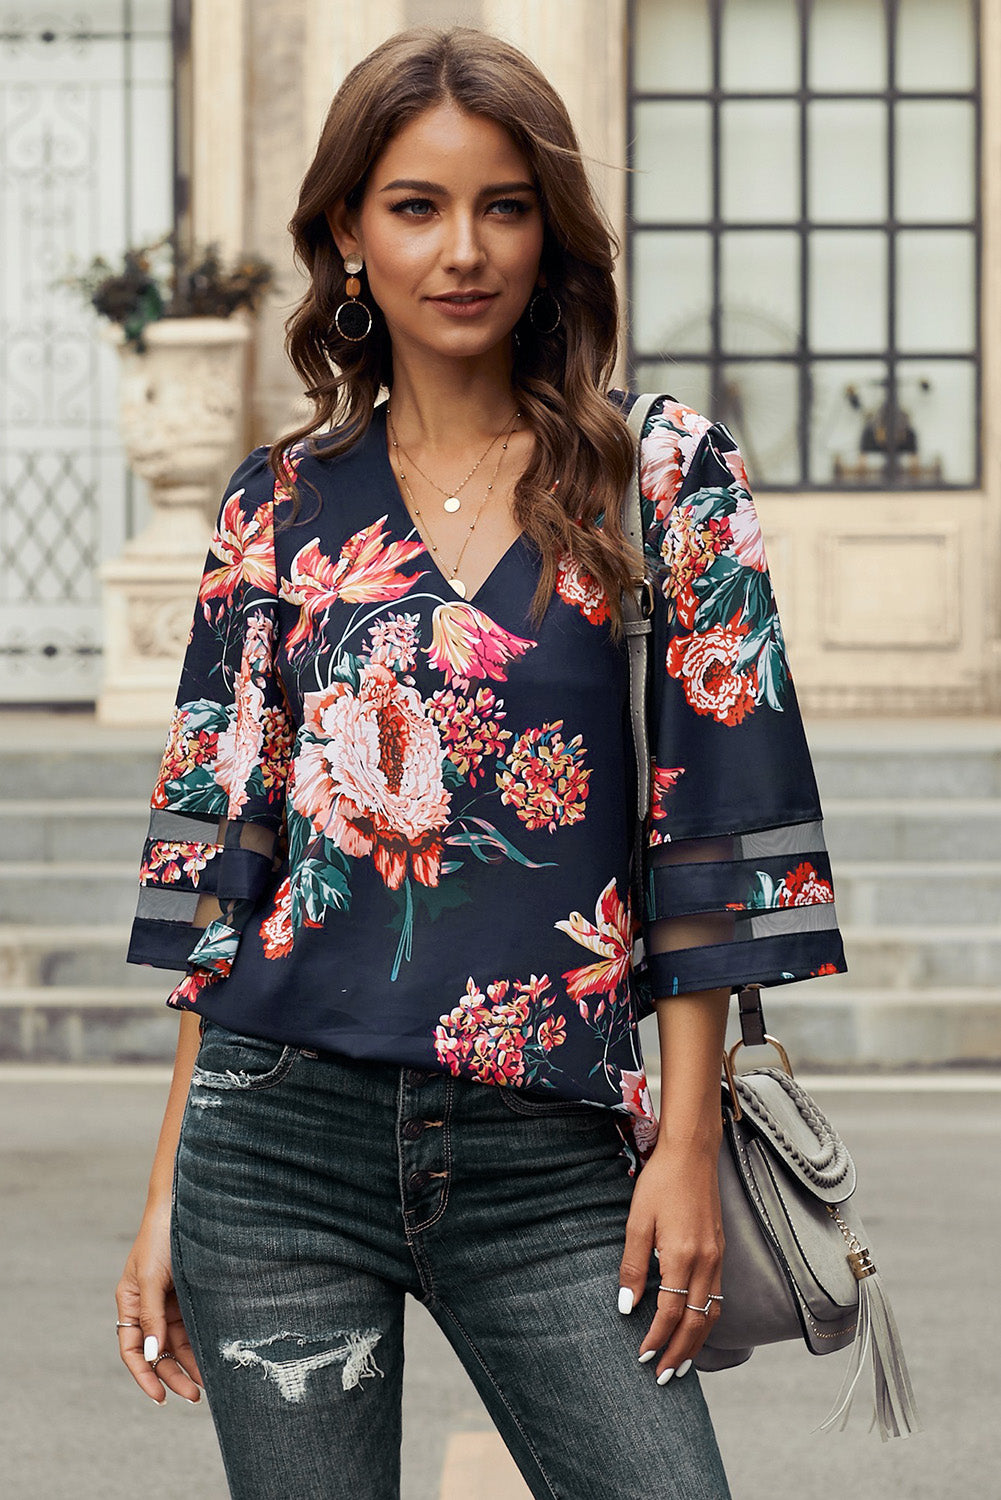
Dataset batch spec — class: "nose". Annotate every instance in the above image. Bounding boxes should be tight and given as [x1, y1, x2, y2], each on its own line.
[441, 209, 486, 275]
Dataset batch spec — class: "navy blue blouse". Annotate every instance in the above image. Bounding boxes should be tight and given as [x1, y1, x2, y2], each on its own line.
[127, 394, 846, 1169]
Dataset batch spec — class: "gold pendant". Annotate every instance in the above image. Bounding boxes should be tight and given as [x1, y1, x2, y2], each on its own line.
[443, 496, 461, 513]
[448, 576, 467, 597]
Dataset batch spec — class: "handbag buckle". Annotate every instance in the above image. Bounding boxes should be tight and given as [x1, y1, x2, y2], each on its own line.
[722, 1035, 795, 1123]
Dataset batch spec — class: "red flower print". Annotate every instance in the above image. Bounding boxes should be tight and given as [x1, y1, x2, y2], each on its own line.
[433, 973, 564, 1086]
[166, 969, 222, 1007]
[281, 521, 426, 657]
[666, 617, 758, 725]
[428, 687, 512, 785]
[657, 504, 734, 621]
[640, 402, 713, 522]
[496, 721, 590, 833]
[650, 764, 685, 828]
[424, 601, 536, 692]
[554, 555, 610, 625]
[777, 862, 835, 908]
[259, 877, 295, 960]
[140, 841, 218, 888]
[259, 705, 295, 795]
[198, 490, 276, 616]
[292, 663, 450, 891]
[555, 878, 632, 1007]
[152, 709, 219, 809]
[810, 962, 839, 976]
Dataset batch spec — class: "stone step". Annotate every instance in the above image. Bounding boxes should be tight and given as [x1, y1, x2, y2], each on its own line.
[0, 925, 171, 990]
[0, 799, 149, 862]
[834, 926, 1001, 989]
[0, 988, 178, 1063]
[0, 745, 163, 801]
[0, 863, 141, 925]
[806, 719, 1001, 799]
[822, 799, 1001, 862]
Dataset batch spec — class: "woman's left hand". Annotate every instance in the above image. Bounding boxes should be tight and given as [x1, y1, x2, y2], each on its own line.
[617, 1140, 724, 1382]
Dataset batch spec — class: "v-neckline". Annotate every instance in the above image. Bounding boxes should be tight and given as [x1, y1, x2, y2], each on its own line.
[373, 402, 526, 610]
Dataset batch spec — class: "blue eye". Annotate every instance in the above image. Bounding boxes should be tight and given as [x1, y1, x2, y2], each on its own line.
[390, 198, 435, 217]
[490, 199, 531, 216]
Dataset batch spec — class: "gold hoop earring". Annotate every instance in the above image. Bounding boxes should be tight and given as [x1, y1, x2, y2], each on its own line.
[333, 253, 372, 342]
[528, 288, 561, 334]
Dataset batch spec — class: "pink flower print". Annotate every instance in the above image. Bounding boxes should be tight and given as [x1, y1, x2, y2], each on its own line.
[640, 402, 713, 522]
[777, 862, 835, 908]
[617, 1068, 660, 1162]
[729, 490, 768, 572]
[198, 491, 276, 616]
[424, 601, 535, 692]
[214, 612, 272, 818]
[554, 555, 610, 626]
[432, 974, 564, 1086]
[427, 687, 512, 785]
[536, 1014, 566, 1052]
[140, 841, 217, 888]
[293, 663, 450, 890]
[281, 520, 426, 657]
[657, 504, 734, 617]
[555, 878, 632, 1007]
[366, 612, 421, 673]
[666, 616, 758, 726]
[496, 721, 590, 832]
[152, 709, 218, 809]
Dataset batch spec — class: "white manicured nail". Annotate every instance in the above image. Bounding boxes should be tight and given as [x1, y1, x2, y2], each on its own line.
[656, 1367, 675, 1386]
[676, 1358, 693, 1378]
[618, 1287, 634, 1315]
[144, 1335, 159, 1361]
[638, 1349, 657, 1364]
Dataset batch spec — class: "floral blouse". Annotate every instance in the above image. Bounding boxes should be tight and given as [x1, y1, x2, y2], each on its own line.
[127, 394, 846, 1171]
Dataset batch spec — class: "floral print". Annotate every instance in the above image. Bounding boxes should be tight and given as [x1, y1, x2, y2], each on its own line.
[496, 722, 590, 832]
[128, 397, 847, 1180]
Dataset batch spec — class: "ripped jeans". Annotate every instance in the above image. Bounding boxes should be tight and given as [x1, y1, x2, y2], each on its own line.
[170, 1020, 732, 1500]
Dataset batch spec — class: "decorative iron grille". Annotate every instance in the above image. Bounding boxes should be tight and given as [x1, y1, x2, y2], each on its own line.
[626, 0, 982, 490]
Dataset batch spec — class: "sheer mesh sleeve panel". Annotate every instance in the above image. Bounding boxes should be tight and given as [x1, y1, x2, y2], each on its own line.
[126, 447, 294, 977]
[634, 397, 847, 1001]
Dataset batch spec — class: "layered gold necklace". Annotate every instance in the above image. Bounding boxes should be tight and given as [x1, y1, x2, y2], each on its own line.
[387, 405, 522, 599]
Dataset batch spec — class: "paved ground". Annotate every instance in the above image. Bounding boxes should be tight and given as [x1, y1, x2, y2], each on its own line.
[2, 1068, 998, 1499]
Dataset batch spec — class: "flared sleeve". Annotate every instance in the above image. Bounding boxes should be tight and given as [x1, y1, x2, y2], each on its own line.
[634, 397, 847, 1000]
[126, 447, 294, 998]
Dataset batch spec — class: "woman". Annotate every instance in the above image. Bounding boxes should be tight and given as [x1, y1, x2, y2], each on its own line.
[116, 25, 845, 1499]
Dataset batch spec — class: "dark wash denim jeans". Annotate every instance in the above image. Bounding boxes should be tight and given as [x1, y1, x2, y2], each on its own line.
[170, 1020, 732, 1500]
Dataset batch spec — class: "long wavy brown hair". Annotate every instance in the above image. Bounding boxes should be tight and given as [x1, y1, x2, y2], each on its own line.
[271, 25, 638, 627]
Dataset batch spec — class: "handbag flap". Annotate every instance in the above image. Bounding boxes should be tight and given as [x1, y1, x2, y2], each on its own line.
[728, 1066, 856, 1204]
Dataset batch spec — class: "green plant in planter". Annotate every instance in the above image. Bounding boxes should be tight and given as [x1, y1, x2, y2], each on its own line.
[57, 230, 276, 352]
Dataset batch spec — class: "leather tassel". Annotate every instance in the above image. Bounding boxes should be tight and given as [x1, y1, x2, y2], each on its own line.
[816, 1271, 922, 1442]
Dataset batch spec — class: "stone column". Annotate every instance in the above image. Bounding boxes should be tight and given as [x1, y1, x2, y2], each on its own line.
[97, 317, 251, 727]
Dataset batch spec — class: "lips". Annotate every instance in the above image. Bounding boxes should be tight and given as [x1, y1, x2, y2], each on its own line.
[430, 291, 497, 303]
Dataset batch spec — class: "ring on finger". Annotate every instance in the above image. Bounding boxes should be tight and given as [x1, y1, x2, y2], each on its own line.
[658, 1285, 689, 1296]
[685, 1295, 724, 1315]
[151, 1351, 178, 1369]
[116, 1319, 142, 1329]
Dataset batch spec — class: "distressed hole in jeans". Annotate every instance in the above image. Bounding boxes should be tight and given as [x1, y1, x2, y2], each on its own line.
[219, 1329, 384, 1403]
[191, 1064, 254, 1091]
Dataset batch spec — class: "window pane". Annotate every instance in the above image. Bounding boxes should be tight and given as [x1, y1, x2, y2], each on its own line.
[809, 0, 887, 91]
[721, 232, 800, 354]
[809, 360, 888, 485]
[634, 0, 712, 94]
[721, 102, 799, 222]
[633, 103, 712, 223]
[808, 102, 887, 223]
[634, 361, 713, 419]
[898, 361, 976, 485]
[896, 102, 976, 224]
[809, 231, 887, 352]
[632, 232, 712, 354]
[721, 0, 799, 93]
[896, 231, 975, 353]
[720, 363, 800, 485]
[896, 0, 975, 91]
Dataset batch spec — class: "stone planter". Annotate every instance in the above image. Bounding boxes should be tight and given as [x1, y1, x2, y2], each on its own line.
[97, 315, 252, 727]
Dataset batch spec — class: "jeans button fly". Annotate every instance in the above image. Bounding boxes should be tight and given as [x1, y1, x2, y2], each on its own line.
[404, 1067, 432, 1086]
[402, 1118, 425, 1141]
[407, 1169, 431, 1191]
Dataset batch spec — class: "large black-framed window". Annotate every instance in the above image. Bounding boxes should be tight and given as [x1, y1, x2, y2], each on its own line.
[626, 0, 982, 490]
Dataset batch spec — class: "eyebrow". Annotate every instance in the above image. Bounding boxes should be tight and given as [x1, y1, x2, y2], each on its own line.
[378, 178, 536, 196]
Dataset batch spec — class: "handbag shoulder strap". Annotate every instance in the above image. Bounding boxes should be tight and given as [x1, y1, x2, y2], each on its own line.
[621, 392, 660, 825]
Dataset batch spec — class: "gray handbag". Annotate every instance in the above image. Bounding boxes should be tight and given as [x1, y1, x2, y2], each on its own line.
[621, 394, 921, 1441]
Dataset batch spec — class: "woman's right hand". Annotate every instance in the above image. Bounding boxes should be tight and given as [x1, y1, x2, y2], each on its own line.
[116, 1197, 204, 1405]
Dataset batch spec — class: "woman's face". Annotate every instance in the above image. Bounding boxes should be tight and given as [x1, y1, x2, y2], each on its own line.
[328, 102, 545, 364]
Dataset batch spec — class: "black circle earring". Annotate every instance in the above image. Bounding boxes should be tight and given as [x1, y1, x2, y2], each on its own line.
[528, 288, 561, 334]
[333, 254, 373, 342]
